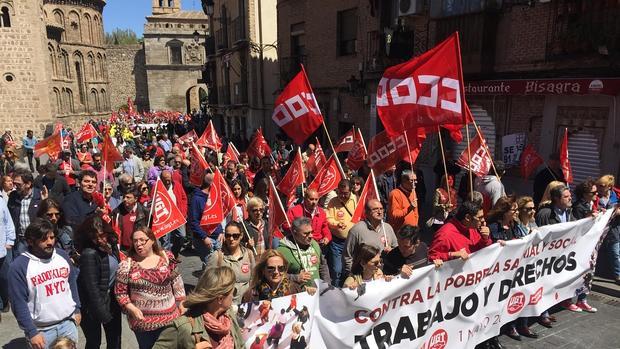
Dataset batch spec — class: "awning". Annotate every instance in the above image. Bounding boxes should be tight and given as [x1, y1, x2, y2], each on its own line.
[464, 78, 620, 96]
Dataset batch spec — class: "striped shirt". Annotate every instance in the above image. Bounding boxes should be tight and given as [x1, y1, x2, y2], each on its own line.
[19, 193, 32, 236]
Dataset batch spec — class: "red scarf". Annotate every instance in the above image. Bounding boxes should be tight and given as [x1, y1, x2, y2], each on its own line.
[202, 312, 234, 349]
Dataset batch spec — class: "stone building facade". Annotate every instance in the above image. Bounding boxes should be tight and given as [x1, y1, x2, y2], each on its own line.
[106, 44, 148, 111]
[0, 0, 110, 137]
[143, 0, 209, 113]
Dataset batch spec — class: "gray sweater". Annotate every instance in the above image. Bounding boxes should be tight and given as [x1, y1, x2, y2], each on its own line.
[343, 220, 398, 276]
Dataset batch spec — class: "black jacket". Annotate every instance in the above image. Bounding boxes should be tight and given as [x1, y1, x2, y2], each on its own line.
[34, 174, 71, 203]
[8, 188, 42, 235]
[535, 203, 575, 226]
[61, 190, 97, 229]
[77, 245, 120, 324]
[571, 199, 592, 220]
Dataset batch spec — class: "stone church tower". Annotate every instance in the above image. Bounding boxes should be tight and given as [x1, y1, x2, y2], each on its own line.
[0, 0, 110, 137]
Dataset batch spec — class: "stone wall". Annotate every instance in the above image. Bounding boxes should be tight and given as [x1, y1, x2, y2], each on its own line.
[106, 44, 149, 111]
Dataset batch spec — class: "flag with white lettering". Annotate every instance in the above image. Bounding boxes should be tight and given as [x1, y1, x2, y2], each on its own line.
[457, 133, 493, 177]
[272, 65, 324, 145]
[351, 171, 379, 223]
[277, 148, 305, 198]
[366, 129, 425, 174]
[377, 32, 472, 137]
[75, 123, 99, 144]
[345, 128, 368, 171]
[334, 127, 355, 153]
[189, 144, 210, 187]
[560, 128, 573, 184]
[178, 130, 198, 145]
[307, 155, 343, 198]
[200, 169, 225, 228]
[151, 180, 186, 238]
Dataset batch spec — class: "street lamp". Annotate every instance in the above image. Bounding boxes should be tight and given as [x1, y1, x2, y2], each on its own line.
[193, 30, 201, 44]
[202, 0, 215, 17]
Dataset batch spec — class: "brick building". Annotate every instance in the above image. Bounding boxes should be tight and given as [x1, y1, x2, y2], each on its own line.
[0, 0, 110, 137]
[277, 0, 620, 196]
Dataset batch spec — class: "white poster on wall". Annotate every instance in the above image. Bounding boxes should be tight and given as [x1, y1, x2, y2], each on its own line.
[502, 133, 527, 166]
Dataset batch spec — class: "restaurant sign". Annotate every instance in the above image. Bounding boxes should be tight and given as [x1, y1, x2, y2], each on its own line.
[465, 78, 620, 96]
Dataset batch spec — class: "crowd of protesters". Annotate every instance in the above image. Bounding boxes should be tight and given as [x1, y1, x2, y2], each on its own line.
[0, 117, 617, 349]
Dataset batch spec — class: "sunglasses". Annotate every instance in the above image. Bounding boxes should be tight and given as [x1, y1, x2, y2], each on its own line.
[522, 207, 535, 211]
[140, 187, 148, 191]
[266, 265, 286, 273]
[224, 233, 241, 240]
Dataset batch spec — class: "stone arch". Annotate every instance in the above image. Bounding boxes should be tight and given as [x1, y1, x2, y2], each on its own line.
[52, 9, 64, 26]
[48, 44, 57, 78]
[53, 87, 63, 114]
[67, 11, 80, 42]
[64, 88, 75, 113]
[93, 15, 101, 45]
[0, 5, 11, 28]
[89, 88, 99, 112]
[87, 51, 95, 80]
[102, 54, 107, 79]
[74, 51, 85, 104]
[83, 13, 92, 44]
[60, 49, 70, 78]
[96, 52, 104, 80]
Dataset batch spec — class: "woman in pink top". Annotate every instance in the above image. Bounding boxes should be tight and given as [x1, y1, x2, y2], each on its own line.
[115, 227, 186, 349]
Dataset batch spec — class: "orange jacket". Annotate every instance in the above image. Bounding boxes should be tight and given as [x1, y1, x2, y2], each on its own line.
[387, 187, 419, 231]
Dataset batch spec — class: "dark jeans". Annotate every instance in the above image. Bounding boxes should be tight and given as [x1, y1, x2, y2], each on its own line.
[135, 327, 165, 349]
[0, 253, 7, 309]
[25, 149, 39, 173]
[327, 237, 345, 287]
[81, 295, 122, 349]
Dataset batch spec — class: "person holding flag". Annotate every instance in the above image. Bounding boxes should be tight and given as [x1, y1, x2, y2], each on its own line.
[188, 173, 222, 266]
[159, 170, 187, 258]
[286, 188, 332, 252]
[326, 179, 357, 287]
[387, 170, 420, 232]
[22, 130, 38, 173]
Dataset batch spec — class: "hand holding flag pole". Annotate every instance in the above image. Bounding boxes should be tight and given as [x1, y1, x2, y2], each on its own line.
[436, 126, 452, 208]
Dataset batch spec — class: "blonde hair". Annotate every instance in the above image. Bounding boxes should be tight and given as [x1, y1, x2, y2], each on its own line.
[247, 196, 265, 211]
[184, 266, 236, 310]
[597, 175, 615, 187]
[250, 249, 288, 290]
[50, 336, 77, 349]
[538, 181, 565, 208]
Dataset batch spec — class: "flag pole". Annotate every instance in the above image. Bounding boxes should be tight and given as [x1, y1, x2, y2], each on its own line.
[268, 176, 290, 248]
[238, 219, 258, 256]
[454, 31, 474, 200]
[298, 147, 306, 196]
[465, 123, 474, 200]
[437, 126, 452, 208]
[146, 178, 159, 227]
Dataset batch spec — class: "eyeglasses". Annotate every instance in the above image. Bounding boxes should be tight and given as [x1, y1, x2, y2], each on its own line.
[132, 238, 150, 245]
[224, 233, 241, 240]
[266, 265, 286, 273]
[140, 187, 148, 191]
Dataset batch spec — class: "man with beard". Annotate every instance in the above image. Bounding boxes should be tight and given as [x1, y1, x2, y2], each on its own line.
[61, 170, 99, 229]
[9, 218, 81, 349]
[88, 153, 113, 192]
[8, 170, 43, 256]
[224, 160, 250, 193]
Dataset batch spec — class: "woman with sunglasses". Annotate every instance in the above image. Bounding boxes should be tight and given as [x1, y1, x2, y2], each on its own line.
[115, 227, 186, 349]
[154, 266, 245, 348]
[243, 249, 304, 302]
[0, 146, 17, 176]
[230, 179, 248, 222]
[147, 156, 172, 187]
[244, 197, 278, 256]
[135, 180, 152, 210]
[343, 244, 386, 290]
[206, 222, 255, 304]
[573, 179, 599, 219]
[350, 176, 365, 198]
[36, 198, 76, 262]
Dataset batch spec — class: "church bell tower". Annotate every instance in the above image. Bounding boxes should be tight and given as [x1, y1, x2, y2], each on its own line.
[152, 0, 181, 15]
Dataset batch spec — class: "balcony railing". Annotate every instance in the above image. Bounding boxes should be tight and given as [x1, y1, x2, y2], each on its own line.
[231, 16, 247, 44]
[279, 55, 307, 86]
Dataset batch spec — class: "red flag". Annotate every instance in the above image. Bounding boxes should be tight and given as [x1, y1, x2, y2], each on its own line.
[75, 123, 99, 144]
[307, 155, 343, 198]
[560, 128, 573, 184]
[223, 143, 240, 164]
[367, 129, 425, 174]
[246, 128, 272, 159]
[456, 133, 492, 178]
[196, 120, 222, 151]
[189, 144, 210, 187]
[53, 123, 63, 134]
[334, 128, 355, 153]
[351, 171, 379, 223]
[520, 144, 544, 179]
[217, 168, 237, 217]
[377, 32, 471, 137]
[200, 169, 225, 228]
[345, 128, 368, 171]
[151, 180, 186, 238]
[34, 131, 62, 159]
[306, 138, 327, 175]
[277, 148, 305, 197]
[101, 133, 123, 173]
[272, 65, 324, 145]
[269, 176, 290, 244]
[178, 130, 198, 145]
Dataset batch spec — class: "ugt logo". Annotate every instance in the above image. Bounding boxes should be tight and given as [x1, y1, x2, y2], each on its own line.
[376, 76, 462, 113]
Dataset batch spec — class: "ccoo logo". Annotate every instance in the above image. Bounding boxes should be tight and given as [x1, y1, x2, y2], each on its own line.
[507, 292, 526, 314]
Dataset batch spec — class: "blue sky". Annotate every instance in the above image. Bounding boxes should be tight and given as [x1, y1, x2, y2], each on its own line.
[103, 0, 203, 36]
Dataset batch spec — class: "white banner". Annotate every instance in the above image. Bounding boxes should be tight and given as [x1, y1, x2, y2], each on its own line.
[240, 210, 613, 348]
[502, 132, 526, 166]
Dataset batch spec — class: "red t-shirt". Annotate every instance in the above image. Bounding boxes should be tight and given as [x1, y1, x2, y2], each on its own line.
[120, 210, 137, 248]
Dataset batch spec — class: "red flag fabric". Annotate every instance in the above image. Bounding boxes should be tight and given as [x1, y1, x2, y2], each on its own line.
[101, 134, 123, 173]
[268, 177, 290, 241]
[272, 65, 324, 145]
[216, 168, 237, 217]
[189, 144, 210, 187]
[351, 171, 379, 223]
[200, 169, 225, 228]
[277, 148, 305, 197]
[306, 139, 327, 176]
[75, 123, 99, 144]
[34, 131, 62, 159]
[223, 143, 240, 164]
[367, 129, 425, 174]
[246, 128, 272, 159]
[178, 130, 198, 145]
[345, 128, 368, 171]
[334, 128, 355, 153]
[456, 133, 493, 178]
[520, 144, 544, 179]
[307, 155, 343, 198]
[377, 32, 471, 137]
[196, 120, 222, 151]
[127, 97, 136, 116]
[151, 180, 187, 238]
[560, 128, 573, 184]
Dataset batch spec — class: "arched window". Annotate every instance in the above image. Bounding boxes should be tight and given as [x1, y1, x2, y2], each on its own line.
[93, 15, 101, 45]
[53, 88, 63, 114]
[0, 6, 11, 28]
[87, 52, 95, 80]
[166, 40, 183, 65]
[96, 53, 104, 80]
[84, 13, 92, 43]
[168, 0, 174, 7]
[60, 50, 70, 78]
[68, 11, 80, 42]
[100, 89, 107, 110]
[74, 53, 85, 103]
[89, 89, 99, 112]
[49, 45, 57, 78]
[65, 88, 75, 113]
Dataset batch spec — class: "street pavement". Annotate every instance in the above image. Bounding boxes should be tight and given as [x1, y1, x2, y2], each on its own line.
[1, 249, 619, 348]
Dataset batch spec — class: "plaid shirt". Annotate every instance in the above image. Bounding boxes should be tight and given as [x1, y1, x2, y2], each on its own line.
[19, 192, 32, 236]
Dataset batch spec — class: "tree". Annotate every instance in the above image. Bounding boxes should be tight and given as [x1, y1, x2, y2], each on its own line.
[105, 28, 142, 45]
